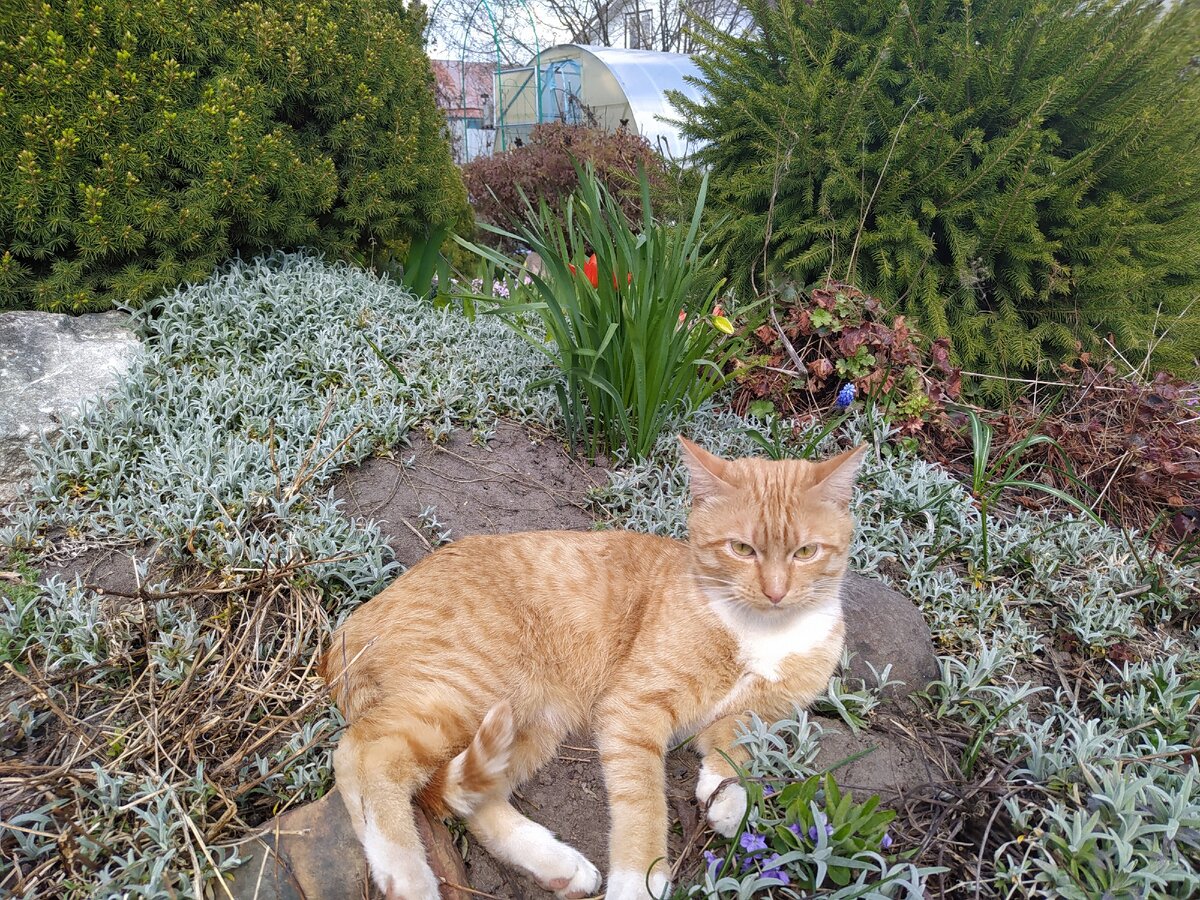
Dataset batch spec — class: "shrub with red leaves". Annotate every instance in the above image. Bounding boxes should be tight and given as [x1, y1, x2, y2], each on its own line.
[982, 359, 1200, 547]
[462, 124, 667, 235]
[731, 279, 962, 434]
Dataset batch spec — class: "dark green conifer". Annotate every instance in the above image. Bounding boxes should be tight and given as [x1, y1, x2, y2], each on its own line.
[674, 0, 1200, 384]
[0, 0, 469, 311]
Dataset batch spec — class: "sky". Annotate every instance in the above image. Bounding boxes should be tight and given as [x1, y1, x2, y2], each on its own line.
[425, 0, 572, 65]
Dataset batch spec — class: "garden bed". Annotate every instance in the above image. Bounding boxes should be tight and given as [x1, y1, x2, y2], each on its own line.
[2, 255, 1197, 898]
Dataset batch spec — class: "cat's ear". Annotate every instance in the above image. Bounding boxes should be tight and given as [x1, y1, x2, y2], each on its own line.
[678, 436, 735, 502]
[813, 444, 868, 506]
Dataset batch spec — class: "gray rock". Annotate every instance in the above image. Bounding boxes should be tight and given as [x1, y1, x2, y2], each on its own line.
[841, 571, 941, 700]
[814, 716, 937, 802]
[0, 310, 141, 504]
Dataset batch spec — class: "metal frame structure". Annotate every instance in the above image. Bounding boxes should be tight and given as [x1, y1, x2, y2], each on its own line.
[427, 0, 543, 158]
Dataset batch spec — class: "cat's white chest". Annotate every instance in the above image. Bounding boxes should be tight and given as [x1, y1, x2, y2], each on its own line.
[710, 597, 842, 682]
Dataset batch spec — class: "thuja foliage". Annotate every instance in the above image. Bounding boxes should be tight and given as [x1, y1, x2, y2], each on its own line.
[674, 0, 1200, 383]
[0, 0, 468, 311]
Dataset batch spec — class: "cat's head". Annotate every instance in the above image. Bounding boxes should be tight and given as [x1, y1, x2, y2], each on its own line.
[679, 436, 866, 614]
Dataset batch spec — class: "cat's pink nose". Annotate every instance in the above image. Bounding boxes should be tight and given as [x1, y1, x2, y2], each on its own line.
[765, 589, 786, 605]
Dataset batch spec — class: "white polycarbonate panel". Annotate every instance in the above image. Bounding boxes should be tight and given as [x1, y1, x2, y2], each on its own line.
[530, 45, 708, 159]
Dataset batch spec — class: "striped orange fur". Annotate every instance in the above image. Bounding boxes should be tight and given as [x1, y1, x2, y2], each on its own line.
[321, 437, 866, 900]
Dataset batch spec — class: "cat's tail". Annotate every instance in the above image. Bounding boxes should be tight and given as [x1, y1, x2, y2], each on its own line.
[424, 699, 515, 817]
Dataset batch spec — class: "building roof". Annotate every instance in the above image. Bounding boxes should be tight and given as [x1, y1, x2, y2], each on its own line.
[430, 59, 493, 119]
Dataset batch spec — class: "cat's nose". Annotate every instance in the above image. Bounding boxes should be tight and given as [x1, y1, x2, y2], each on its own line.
[764, 589, 786, 605]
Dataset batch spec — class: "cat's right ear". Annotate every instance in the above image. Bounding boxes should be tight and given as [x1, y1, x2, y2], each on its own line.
[678, 436, 734, 502]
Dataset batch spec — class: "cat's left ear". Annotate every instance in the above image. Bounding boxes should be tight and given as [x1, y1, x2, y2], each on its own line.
[679, 436, 735, 502]
[813, 444, 869, 506]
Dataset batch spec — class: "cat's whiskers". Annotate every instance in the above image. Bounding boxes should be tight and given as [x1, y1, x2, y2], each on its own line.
[692, 573, 741, 605]
[693, 573, 738, 587]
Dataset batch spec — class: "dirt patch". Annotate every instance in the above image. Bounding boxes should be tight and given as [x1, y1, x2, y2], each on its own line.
[36, 540, 150, 596]
[333, 421, 608, 568]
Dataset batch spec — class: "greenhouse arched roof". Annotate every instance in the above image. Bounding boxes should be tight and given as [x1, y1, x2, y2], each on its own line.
[536, 45, 707, 159]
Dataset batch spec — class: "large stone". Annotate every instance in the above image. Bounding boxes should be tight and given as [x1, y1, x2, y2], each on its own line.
[841, 571, 941, 700]
[0, 310, 141, 504]
[225, 788, 471, 900]
[813, 716, 938, 802]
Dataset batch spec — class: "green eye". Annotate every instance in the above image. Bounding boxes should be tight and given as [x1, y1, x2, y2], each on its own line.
[794, 544, 817, 560]
[730, 540, 756, 557]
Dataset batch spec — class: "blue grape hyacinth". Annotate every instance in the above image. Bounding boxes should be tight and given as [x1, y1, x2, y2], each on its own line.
[835, 382, 857, 409]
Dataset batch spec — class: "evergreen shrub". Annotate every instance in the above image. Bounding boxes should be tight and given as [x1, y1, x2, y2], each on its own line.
[0, 0, 468, 311]
[675, 0, 1200, 386]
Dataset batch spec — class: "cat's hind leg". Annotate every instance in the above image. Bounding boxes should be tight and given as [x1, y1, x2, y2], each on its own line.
[333, 723, 445, 900]
[457, 722, 601, 899]
[466, 797, 602, 899]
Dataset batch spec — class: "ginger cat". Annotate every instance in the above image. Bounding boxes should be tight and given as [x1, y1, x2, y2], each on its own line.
[321, 437, 865, 900]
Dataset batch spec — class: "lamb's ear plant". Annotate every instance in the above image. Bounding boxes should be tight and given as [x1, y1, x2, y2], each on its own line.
[456, 163, 746, 460]
[816, 652, 902, 733]
[743, 409, 852, 461]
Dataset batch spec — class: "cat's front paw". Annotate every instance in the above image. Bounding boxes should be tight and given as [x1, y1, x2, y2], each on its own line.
[363, 840, 442, 900]
[695, 762, 748, 838]
[605, 868, 672, 900]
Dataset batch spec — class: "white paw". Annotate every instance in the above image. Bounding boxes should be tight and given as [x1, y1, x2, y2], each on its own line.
[696, 763, 747, 839]
[605, 868, 672, 900]
[362, 819, 441, 900]
[507, 821, 602, 899]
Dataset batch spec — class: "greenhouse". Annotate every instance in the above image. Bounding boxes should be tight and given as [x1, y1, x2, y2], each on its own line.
[494, 44, 705, 159]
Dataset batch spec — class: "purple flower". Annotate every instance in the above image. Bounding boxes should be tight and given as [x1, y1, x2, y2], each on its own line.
[739, 831, 768, 853]
[787, 822, 804, 838]
[470, 277, 484, 293]
[881, 831, 894, 850]
[760, 854, 789, 884]
[492, 280, 510, 299]
[702, 850, 723, 880]
[835, 382, 857, 409]
[807, 812, 833, 841]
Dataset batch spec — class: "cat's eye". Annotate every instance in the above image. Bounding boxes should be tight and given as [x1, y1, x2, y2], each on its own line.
[794, 544, 818, 560]
[729, 540, 756, 558]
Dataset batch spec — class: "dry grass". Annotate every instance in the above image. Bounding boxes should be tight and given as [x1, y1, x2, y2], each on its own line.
[0, 555, 344, 897]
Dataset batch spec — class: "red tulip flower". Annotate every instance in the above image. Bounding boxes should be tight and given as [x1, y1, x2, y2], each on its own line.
[583, 254, 600, 289]
[571, 254, 632, 290]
